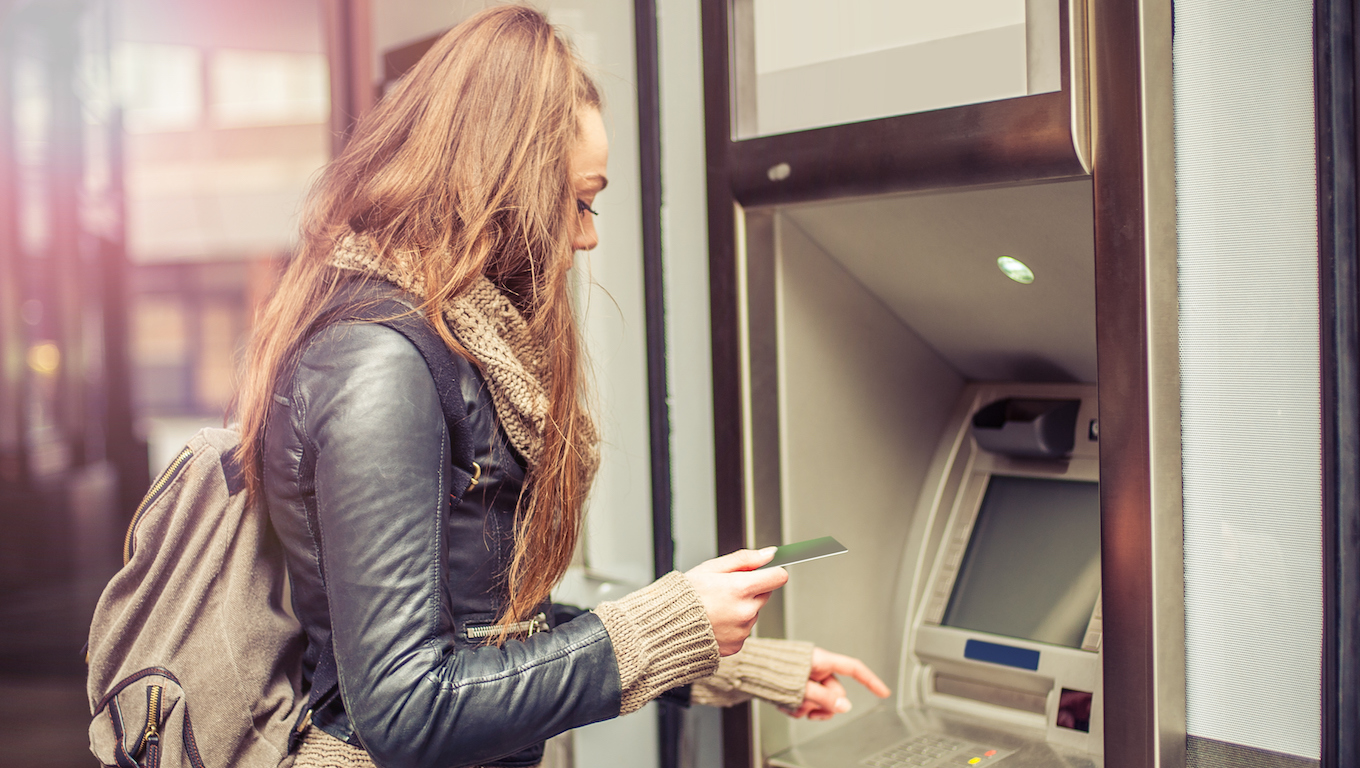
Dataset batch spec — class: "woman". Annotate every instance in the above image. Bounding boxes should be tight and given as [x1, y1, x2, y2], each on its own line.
[234, 7, 888, 767]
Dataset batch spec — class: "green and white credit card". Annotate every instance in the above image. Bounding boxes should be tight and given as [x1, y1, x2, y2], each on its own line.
[758, 536, 848, 569]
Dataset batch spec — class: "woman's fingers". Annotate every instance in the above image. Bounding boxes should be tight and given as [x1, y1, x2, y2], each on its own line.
[845, 659, 891, 698]
[737, 565, 789, 596]
[820, 673, 849, 703]
[684, 550, 789, 656]
[811, 648, 892, 698]
[783, 648, 894, 722]
[687, 549, 789, 600]
[785, 679, 852, 720]
[810, 679, 851, 714]
[690, 547, 776, 574]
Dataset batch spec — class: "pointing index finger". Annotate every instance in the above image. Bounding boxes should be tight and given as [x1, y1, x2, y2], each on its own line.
[839, 657, 891, 698]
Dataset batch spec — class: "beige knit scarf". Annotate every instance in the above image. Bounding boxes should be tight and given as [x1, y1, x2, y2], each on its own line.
[329, 233, 598, 477]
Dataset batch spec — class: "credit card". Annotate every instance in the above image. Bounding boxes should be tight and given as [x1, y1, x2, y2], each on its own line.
[758, 536, 848, 569]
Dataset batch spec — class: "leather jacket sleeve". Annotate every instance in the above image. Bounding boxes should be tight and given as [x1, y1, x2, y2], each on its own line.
[278, 323, 622, 768]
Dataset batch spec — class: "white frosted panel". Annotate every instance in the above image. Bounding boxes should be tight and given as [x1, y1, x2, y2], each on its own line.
[753, 0, 1024, 74]
[755, 25, 1027, 137]
[1173, 0, 1321, 759]
[747, 0, 1051, 137]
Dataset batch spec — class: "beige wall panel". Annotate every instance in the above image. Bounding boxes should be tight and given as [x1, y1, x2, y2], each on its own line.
[774, 214, 964, 744]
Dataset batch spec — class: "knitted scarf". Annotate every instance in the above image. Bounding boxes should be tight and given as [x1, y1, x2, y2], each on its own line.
[329, 234, 599, 478]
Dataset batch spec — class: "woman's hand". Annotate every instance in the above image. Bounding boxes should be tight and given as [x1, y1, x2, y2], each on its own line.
[685, 548, 788, 656]
[783, 648, 892, 721]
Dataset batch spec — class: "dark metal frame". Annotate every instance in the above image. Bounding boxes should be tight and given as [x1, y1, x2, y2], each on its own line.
[1089, 0, 1175, 765]
[322, 0, 373, 153]
[709, 4, 1087, 210]
[697, 5, 753, 759]
[629, 1, 686, 767]
[633, 0, 671, 609]
[1316, 1, 1360, 765]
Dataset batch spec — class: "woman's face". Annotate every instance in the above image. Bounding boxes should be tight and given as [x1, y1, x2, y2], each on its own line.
[568, 107, 609, 253]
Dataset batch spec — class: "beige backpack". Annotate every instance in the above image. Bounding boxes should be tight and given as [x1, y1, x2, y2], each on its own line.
[86, 427, 307, 768]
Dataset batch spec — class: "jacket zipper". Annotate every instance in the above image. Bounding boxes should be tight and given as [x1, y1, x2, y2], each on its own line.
[123, 446, 194, 565]
[465, 612, 549, 640]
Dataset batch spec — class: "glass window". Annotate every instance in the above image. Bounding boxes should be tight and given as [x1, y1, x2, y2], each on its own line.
[118, 0, 330, 467]
[738, 0, 1061, 138]
[114, 43, 203, 133]
[210, 49, 329, 128]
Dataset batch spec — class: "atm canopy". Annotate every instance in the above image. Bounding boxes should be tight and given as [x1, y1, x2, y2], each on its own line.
[776, 179, 1096, 384]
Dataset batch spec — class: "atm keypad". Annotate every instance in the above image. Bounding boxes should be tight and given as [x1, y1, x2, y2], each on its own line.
[860, 734, 1012, 768]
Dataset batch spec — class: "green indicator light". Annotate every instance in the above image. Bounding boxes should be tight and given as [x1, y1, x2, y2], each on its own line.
[997, 256, 1035, 284]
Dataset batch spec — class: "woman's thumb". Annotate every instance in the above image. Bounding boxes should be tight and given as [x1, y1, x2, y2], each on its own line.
[803, 680, 852, 715]
[710, 547, 777, 572]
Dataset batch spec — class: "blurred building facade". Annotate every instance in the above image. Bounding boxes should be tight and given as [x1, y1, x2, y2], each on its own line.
[0, 0, 336, 763]
[1, 0, 332, 653]
[113, 0, 329, 469]
[1, 0, 131, 680]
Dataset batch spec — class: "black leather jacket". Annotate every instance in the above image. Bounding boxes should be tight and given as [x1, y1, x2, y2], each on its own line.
[262, 300, 622, 768]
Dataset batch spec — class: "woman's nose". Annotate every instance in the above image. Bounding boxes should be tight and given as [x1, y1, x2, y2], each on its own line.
[573, 217, 598, 251]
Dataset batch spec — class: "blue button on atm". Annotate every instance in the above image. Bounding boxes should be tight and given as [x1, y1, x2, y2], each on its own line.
[963, 639, 1041, 670]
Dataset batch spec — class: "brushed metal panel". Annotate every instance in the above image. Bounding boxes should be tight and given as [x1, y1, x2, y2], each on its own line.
[1090, 0, 1185, 766]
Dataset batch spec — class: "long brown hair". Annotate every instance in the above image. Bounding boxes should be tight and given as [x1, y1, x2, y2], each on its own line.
[234, 5, 601, 637]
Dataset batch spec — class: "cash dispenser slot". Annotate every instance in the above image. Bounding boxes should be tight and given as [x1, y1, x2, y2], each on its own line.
[970, 398, 1081, 459]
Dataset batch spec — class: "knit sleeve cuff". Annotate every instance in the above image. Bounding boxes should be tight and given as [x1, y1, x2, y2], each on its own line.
[691, 637, 815, 710]
[594, 571, 720, 715]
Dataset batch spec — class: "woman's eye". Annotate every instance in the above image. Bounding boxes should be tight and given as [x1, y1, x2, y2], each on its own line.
[577, 199, 598, 216]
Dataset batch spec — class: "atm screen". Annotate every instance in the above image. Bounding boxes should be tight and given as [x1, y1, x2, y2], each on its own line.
[942, 476, 1101, 649]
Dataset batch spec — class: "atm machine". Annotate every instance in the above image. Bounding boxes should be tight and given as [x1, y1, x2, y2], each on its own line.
[768, 384, 1103, 768]
[719, 174, 1101, 768]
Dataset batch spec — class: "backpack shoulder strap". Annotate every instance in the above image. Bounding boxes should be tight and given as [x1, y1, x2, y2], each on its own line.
[359, 298, 476, 497]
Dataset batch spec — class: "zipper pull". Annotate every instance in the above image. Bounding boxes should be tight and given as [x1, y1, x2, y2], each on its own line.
[527, 612, 549, 636]
[134, 684, 162, 760]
